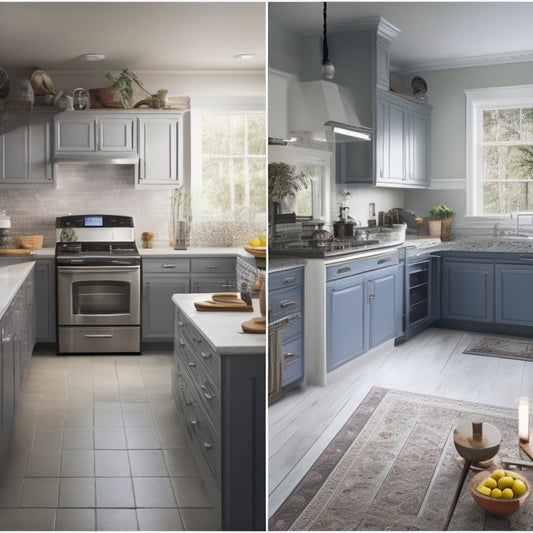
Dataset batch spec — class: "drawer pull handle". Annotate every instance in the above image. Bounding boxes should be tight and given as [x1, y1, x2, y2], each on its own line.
[162, 264, 177, 268]
[337, 266, 351, 274]
[377, 257, 392, 264]
[189, 419, 198, 426]
[188, 361, 196, 368]
[206, 265, 218, 270]
[201, 351, 213, 360]
[200, 383, 215, 400]
[283, 352, 296, 359]
[185, 400, 195, 406]
[203, 442, 213, 450]
[280, 300, 296, 308]
[178, 338, 186, 347]
[283, 277, 297, 285]
[177, 321, 185, 327]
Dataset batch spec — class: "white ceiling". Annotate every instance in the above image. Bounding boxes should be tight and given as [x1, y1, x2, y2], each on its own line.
[0, 2, 265, 72]
[269, 2, 533, 72]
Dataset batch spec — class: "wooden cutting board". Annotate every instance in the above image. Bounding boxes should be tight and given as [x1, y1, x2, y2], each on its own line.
[194, 300, 253, 312]
[0, 248, 31, 256]
[241, 316, 266, 334]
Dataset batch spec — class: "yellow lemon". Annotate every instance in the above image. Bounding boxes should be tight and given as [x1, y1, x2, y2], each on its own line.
[491, 469, 506, 481]
[247, 238, 261, 247]
[498, 476, 514, 490]
[259, 236, 267, 246]
[507, 471, 524, 480]
[502, 488, 514, 499]
[512, 479, 527, 498]
[483, 477, 497, 489]
[491, 488, 503, 499]
[477, 484, 492, 496]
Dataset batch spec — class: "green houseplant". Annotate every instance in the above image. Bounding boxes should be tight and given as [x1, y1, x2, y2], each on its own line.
[268, 162, 308, 204]
[104, 69, 151, 108]
[428, 204, 455, 241]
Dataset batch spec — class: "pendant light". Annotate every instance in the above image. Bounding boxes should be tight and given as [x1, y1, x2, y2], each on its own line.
[321, 2, 335, 80]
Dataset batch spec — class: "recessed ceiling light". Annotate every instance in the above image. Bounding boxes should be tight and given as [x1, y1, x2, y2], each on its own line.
[235, 53, 256, 60]
[79, 53, 106, 62]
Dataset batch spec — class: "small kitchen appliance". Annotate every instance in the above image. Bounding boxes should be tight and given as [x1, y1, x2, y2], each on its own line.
[55, 214, 141, 355]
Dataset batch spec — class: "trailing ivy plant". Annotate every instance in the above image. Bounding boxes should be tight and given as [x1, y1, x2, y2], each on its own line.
[104, 69, 150, 108]
[268, 162, 308, 203]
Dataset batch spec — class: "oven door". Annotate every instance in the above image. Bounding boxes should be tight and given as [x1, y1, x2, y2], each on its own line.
[57, 265, 140, 326]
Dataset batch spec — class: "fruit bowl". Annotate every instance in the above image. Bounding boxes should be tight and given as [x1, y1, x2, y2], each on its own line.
[468, 469, 531, 516]
[244, 245, 266, 258]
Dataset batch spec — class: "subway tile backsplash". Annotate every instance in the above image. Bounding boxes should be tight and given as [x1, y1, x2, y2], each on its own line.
[0, 164, 263, 249]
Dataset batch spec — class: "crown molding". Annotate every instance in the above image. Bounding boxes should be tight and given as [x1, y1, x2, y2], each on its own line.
[396, 49, 533, 74]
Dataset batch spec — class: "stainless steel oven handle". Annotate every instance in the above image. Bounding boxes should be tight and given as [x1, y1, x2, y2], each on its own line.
[84, 334, 113, 338]
[57, 266, 140, 274]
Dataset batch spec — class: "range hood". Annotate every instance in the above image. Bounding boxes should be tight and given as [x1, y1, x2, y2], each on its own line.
[54, 153, 139, 165]
[289, 80, 372, 142]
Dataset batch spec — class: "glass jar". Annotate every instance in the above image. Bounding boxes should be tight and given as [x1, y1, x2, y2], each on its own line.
[0, 210, 11, 248]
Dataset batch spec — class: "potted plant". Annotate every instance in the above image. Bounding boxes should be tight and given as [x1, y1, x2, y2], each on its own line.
[104, 69, 151, 108]
[428, 204, 455, 241]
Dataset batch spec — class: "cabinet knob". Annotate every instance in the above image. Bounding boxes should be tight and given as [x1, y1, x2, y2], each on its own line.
[203, 442, 213, 450]
[201, 351, 213, 360]
[200, 383, 215, 400]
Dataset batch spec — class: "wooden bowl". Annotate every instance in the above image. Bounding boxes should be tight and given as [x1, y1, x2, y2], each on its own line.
[244, 245, 266, 258]
[468, 470, 531, 516]
[16, 235, 43, 250]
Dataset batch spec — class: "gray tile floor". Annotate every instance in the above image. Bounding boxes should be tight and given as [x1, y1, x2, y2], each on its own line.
[0, 347, 217, 531]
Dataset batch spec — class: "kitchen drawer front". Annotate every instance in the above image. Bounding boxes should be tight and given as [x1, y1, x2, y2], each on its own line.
[269, 267, 304, 292]
[281, 336, 304, 388]
[326, 252, 399, 281]
[177, 313, 220, 384]
[269, 285, 301, 322]
[142, 257, 190, 273]
[191, 257, 235, 274]
[191, 276, 237, 294]
[175, 370, 220, 481]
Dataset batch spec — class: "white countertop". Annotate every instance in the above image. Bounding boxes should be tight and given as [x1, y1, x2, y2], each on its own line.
[172, 293, 265, 355]
[0, 262, 35, 319]
[140, 246, 252, 259]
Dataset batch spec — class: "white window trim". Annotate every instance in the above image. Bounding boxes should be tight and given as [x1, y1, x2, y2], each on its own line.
[465, 84, 533, 216]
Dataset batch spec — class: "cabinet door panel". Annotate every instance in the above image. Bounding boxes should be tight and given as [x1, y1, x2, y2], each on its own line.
[496, 265, 533, 326]
[441, 260, 494, 322]
[29, 118, 53, 182]
[99, 118, 135, 152]
[56, 119, 95, 152]
[388, 103, 406, 180]
[139, 118, 177, 183]
[143, 276, 189, 340]
[368, 267, 398, 348]
[326, 276, 365, 372]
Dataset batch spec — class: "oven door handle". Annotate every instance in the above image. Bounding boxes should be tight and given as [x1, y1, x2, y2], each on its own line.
[57, 266, 140, 274]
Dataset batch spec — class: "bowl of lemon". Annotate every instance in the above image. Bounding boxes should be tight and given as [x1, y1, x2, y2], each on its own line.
[468, 469, 530, 516]
[244, 236, 267, 258]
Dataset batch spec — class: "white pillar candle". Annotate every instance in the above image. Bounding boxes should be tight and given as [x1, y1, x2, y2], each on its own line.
[519, 399, 530, 443]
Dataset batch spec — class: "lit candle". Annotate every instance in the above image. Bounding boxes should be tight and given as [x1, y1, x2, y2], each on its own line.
[519, 399, 530, 443]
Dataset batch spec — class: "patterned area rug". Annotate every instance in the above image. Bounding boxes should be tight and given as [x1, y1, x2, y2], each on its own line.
[464, 336, 533, 361]
[269, 387, 533, 531]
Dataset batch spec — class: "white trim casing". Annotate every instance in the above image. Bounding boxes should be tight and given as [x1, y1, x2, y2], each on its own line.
[465, 84, 533, 216]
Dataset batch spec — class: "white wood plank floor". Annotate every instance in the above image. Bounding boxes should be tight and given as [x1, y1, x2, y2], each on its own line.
[268, 327, 533, 516]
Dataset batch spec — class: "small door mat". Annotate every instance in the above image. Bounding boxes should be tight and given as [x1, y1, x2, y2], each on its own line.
[464, 336, 533, 361]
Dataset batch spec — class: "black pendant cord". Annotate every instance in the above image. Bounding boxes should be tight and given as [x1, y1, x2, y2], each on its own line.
[322, 2, 329, 64]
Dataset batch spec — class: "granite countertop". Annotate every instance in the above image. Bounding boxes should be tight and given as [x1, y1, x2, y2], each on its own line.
[0, 262, 35, 319]
[172, 293, 265, 355]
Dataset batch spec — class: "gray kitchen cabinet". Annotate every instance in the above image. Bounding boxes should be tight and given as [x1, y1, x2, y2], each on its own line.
[55, 112, 136, 153]
[326, 252, 401, 373]
[375, 90, 431, 188]
[137, 114, 184, 187]
[0, 110, 55, 187]
[495, 263, 533, 327]
[0, 266, 35, 469]
[142, 258, 190, 343]
[441, 258, 494, 323]
[269, 266, 305, 390]
[172, 300, 265, 530]
[191, 257, 236, 293]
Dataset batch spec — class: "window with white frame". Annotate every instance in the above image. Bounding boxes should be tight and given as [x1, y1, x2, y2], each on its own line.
[190, 95, 266, 246]
[466, 85, 533, 216]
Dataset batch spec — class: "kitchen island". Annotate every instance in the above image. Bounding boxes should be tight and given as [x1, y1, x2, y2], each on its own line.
[171, 294, 265, 531]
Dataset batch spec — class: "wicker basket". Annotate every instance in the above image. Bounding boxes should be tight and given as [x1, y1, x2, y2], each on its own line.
[16, 235, 43, 250]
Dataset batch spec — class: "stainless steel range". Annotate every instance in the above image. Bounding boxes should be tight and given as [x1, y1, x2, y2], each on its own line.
[55, 215, 141, 355]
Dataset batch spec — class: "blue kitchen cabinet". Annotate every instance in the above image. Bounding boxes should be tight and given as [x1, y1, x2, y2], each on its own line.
[326, 273, 365, 372]
[326, 254, 401, 373]
[441, 258, 494, 322]
[268, 266, 304, 390]
[495, 263, 533, 327]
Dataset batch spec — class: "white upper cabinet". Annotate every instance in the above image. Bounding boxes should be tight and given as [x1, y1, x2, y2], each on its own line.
[0, 110, 55, 187]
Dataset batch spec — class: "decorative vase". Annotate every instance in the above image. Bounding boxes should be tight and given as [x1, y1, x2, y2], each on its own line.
[441, 218, 452, 242]
[428, 219, 442, 238]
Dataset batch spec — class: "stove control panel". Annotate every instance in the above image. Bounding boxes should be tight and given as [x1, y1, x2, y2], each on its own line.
[56, 215, 134, 229]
